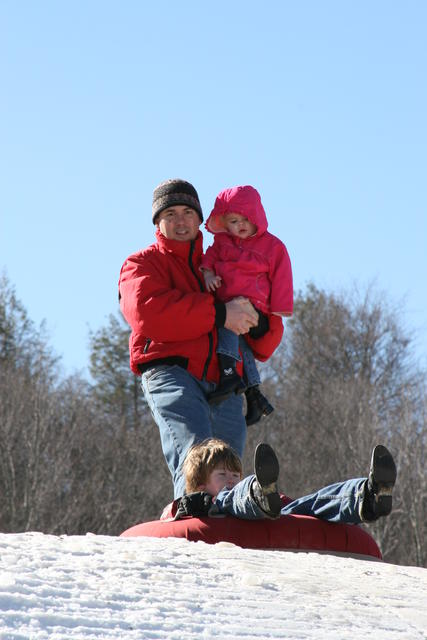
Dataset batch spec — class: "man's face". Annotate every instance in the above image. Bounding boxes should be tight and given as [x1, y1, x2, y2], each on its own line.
[203, 464, 242, 496]
[156, 205, 201, 241]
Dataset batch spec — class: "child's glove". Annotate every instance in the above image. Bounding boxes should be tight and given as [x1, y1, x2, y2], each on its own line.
[248, 309, 269, 339]
[174, 492, 214, 519]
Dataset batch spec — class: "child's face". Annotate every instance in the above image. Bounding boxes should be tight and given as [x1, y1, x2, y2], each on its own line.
[202, 464, 241, 496]
[223, 212, 257, 239]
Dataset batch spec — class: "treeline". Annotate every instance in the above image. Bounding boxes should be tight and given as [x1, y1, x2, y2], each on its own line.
[0, 274, 425, 567]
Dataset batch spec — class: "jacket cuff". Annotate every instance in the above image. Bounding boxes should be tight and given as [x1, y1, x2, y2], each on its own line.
[248, 309, 270, 339]
[214, 302, 226, 328]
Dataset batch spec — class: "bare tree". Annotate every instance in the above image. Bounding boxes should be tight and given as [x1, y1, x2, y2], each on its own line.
[0, 274, 59, 531]
[0, 277, 171, 536]
[89, 313, 144, 429]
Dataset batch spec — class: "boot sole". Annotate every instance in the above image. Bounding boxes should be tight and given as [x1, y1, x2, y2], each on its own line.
[370, 445, 397, 517]
[254, 443, 281, 516]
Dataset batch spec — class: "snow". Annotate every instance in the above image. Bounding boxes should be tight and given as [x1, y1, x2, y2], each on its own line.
[0, 532, 426, 639]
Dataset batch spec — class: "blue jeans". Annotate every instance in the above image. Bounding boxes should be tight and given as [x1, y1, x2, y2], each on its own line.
[217, 327, 260, 387]
[214, 475, 366, 524]
[141, 364, 247, 498]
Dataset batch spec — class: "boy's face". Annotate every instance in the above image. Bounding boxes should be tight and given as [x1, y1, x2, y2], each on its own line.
[223, 212, 257, 239]
[156, 205, 201, 241]
[202, 464, 241, 496]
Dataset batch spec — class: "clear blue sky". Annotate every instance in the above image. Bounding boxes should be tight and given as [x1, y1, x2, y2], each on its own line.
[1, 2, 426, 378]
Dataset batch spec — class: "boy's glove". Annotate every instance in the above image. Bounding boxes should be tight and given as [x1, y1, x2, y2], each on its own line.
[174, 492, 214, 520]
[248, 309, 269, 339]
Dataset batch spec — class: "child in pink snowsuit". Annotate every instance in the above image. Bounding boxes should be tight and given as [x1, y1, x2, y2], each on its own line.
[201, 185, 293, 425]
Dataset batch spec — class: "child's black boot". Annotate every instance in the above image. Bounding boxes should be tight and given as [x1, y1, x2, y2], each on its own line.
[245, 386, 274, 426]
[251, 443, 282, 518]
[360, 444, 397, 522]
[208, 354, 246, 404]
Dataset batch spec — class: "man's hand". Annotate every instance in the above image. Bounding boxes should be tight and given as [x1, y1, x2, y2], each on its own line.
[224, 297, 259, 335]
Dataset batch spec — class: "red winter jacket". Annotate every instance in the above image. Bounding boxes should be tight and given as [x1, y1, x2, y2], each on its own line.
[202, 185, 293, 316]
[119, 229, 284, 381]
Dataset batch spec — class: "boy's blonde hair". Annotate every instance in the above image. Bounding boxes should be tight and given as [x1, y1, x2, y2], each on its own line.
[183, 438, 243, 494]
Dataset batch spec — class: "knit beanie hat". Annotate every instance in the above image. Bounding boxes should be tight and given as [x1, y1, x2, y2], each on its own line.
[152, 179, 203, 223]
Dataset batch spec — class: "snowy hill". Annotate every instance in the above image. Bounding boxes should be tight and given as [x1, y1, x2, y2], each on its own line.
[0, 532, 426, 639]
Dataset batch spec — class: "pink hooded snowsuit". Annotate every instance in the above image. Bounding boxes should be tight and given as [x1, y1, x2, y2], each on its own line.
[201, 185, 293, 316]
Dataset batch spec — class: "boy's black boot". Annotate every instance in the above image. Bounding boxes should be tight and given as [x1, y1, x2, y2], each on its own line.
[208, 354, 246, 405]
[360, 444, 397, 522]
[245, 386, 274, 426]
[251, 443, 282, 519]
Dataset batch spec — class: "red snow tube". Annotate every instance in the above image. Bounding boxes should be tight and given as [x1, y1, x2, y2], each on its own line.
[120, 515, 382, 559]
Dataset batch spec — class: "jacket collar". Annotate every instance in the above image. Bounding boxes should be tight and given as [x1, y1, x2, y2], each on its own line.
[155, 228, 204, 261]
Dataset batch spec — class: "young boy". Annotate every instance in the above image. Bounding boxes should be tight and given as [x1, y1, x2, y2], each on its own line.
[163, 439, 397, 525]
[201, 185, 293, 426]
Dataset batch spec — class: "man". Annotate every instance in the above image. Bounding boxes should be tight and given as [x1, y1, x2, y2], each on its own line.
[119, 179, 284, 497]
